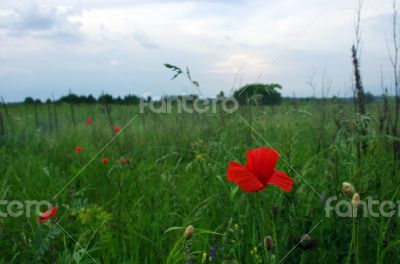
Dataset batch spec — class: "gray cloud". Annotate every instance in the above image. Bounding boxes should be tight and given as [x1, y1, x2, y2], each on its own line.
[0, 1, 81, 40]
[0, 0, 396, 102]
[133, 30, 159, 49]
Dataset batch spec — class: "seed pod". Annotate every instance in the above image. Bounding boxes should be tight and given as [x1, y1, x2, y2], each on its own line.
[351, 193, 361, 207]
[264, 236, 274, 251]
[342, 182, 355, 196]
[184, 225, 194, 240]
[294, 234, 318, 250]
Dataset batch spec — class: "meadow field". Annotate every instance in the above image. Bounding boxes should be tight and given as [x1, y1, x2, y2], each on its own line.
[0, 99, 398, 263]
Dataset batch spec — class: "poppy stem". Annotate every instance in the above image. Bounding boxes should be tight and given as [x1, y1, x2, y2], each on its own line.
[255, 192, 267, 260]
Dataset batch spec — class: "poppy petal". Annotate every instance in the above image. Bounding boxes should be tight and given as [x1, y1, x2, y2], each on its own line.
[37, 216, 47, 223]
[42, 207, 58, 218]
[246, 147, 279, 184]
[37, 207, 58, 223]
[227, 161, 265, 192]
[267, 169, 294, 192]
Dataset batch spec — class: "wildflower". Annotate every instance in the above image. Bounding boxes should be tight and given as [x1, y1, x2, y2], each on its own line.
[120, 158, 128, 165]
[196, 153, 205, 160]
[113, 126, 121, 133]
[264, 236, 274, 251]
[85, 117, 92, 125]
[209, 236, 218, 261]
[209, 245, 217, 261]
[342, 182, 355, 196]
[352, 193, 361, 207]
[226, 147, 294, 192]
[294, 234, 318, 250]
[101, 157, 109, 164]
[37, 207, 58, 223]
[75, 146, 83, 153]
[202, 252, 207, 263]
[184, 225, 194, 240]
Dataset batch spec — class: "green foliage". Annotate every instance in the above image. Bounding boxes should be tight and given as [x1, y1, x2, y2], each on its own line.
[0, 101, 398, 263]
[164, 63, 201, 94]
[233, 83, 282, 105]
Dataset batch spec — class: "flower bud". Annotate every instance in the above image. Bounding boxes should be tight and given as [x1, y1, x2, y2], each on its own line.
[342, 182, 355, 196]
[184, 225, 194, 240]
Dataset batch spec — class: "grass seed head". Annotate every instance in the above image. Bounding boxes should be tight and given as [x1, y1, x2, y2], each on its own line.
[264, 236, 274, 251]
[184, 225, 194, 240]
[294, 234, 318, 250]
[352, 193, 361, 207]
[342, 182, 355, 196]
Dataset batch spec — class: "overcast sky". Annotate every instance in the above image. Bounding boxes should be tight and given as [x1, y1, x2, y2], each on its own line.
[0, 0, 396, 102]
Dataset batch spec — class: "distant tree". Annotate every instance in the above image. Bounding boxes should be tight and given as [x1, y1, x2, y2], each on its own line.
[87, 95, 97, 104]
[34, 99, 42, 104]
[365, 92, 374, 104]
[24, 97, 35, 104]
[59, 93, 79, 104]
[233, 83, 282, 106]
[78, 95, 87, 103]
[115, 96, 123, 104]
[98, 94, 114, 104]
[123, 94, 141, 104]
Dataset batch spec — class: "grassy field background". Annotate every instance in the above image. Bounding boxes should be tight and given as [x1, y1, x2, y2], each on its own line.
[0, 100, 398, 263]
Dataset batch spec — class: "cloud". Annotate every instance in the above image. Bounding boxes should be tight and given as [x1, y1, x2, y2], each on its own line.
[133, 30, 159, 49]
[0, 0, 397, 102]
[0, 1, 81, 40]
[109, 59, 121, 65]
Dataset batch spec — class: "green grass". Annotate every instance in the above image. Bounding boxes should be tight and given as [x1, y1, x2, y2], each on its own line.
[0, 100, 399, 263]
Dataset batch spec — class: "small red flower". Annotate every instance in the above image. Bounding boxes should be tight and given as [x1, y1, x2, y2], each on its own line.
[85, 117, 92, 125]
[75, 146, 83, 153]
[113, 126, 121, 133]
[101, 157, 109, 164]
[120, 158, 128, 165]
[37, 207, 58, 223]
[226, 147, 294, 192]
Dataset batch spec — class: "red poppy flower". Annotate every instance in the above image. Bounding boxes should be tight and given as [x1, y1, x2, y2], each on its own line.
[37, 207, 58, 223]
[120, 158, 128, 165]
[113, 126, 121, 133]
[101, 157, 109, 164]
[85, 117, 92, 125]
[75, 146, 83, 153]
[227, 147, 294, 192]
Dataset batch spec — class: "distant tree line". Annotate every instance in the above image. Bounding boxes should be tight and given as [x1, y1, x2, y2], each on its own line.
[23, 93, 144, 105]
[233, 83, 283, 105]
[22, 86, 377, 105]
